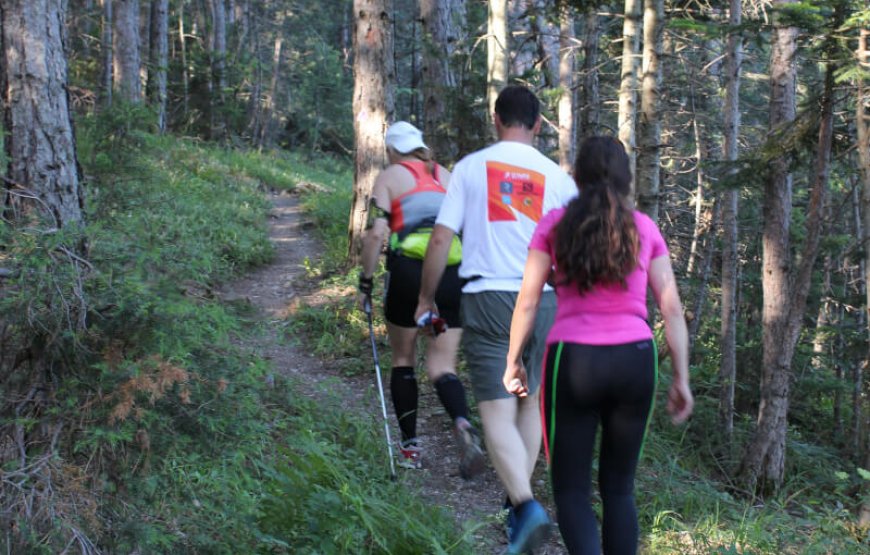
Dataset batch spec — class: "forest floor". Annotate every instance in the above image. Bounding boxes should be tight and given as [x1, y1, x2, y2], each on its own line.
[220, 190, 568, 554]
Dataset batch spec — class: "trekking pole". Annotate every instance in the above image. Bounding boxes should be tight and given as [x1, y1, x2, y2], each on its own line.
[363, 296, 397, 481]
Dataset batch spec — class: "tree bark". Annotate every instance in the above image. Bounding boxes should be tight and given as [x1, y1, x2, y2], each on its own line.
[685, 42, 722, 278]
[687, 199, 721, 358]
[740, 11, 831, 494]
[557, 5, 574, 172]
[635, 0, 663, 221]
[148, 0, 168, 132]
[348, 0, 394, 263]
[257, 36, 282, 149]
[719, 0, 743, 444]
[617, 0, 641, 185]
[245, 9, 262, 142]
[0, 0, 84, 230]
[208, 0, 227, 139]
[100, 0, 113, 107]
[420, 0, 465, 163]
[856, 27, 870, 528]
[530, 0, 558, 89]
[487, 0, 508, 126]
[112, 0, 140, 103]
[578, 7, 600, 137]
[178, 0, 189, 115]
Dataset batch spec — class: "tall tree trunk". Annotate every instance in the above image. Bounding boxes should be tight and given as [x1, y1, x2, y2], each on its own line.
[719, 0, 743, 444]
[578, 7, 600, 137]
[856, 27, 870, 528]
[686, 100, 706, 276]
[100, 0, 113, 107]
[81, 0, 94, 60]
[208, 0, 227, 139]
[687, 199, 721, 357]
[811, 253, 832, 375]
[617, 0, 641, 184]
[487, 0, 508, 126]
[635, 0, 663, 220]
[257, 36, 282, 149]
[557, 6, 574, 172]
[833, 304, 844, 439]
[231, 0, 249, 64]
[348, 0, 394, 263]
[420, 0, 465, 162]
[530, 0, 557, 89]
[1, 0, 84, 230]
[112, 0, 140, 103]
[245, 10, 262, 142]
[148, 0, 168, 132]
[178, 0, 189, 115]
[685, 41, 722, 278]
[740, 18, 832, 494]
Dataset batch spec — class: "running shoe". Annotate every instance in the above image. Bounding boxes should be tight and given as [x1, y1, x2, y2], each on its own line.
[397, 440, 422, 469]
[507, 499, 551, 554]
[456, 424, 486, 479]
[503, 496, 516, 541]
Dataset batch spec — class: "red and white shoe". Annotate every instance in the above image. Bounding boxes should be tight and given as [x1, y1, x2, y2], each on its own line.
[397, 440, 422, 469]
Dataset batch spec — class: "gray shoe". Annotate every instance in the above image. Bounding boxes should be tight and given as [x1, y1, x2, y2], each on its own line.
[456, 425, 485, 479]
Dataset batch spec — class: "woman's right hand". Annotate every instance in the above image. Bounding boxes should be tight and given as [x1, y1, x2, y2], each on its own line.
[503, 362, 529, 398]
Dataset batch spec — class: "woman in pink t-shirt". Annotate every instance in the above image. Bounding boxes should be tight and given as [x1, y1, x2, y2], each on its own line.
[502, 136, 693, 555]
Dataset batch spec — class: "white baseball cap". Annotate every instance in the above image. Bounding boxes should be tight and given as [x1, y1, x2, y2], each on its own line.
[385, 121, 428, 154]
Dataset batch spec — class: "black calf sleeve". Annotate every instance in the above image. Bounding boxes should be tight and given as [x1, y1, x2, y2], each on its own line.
[390, 366, 418, 442]
[433, 373, 469, 423]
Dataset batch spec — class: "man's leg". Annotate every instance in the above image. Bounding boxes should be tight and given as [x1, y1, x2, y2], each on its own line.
[424, 328, 485, 479]
[478, 397, 535, 505]
[516, 389, 543, 479]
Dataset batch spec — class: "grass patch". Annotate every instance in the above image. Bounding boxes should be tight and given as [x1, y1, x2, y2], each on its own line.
[258, 379, 478, 553]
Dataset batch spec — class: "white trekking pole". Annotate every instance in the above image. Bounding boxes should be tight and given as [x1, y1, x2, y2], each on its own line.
[363, 296, 397, 481]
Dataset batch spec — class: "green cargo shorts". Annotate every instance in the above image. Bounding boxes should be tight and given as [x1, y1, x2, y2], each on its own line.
[459, 290, 557, 402]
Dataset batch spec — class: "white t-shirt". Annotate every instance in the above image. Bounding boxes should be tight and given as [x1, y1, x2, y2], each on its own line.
[436, 140, 577, 293]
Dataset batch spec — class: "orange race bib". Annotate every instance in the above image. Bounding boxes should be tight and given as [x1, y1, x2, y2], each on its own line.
[486, 161, 545, 222]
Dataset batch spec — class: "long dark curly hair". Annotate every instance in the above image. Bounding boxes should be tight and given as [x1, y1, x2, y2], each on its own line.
[553, 136, 639, 294]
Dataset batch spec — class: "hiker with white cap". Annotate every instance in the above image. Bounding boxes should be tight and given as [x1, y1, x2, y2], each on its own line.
[357, 121, 485, 478]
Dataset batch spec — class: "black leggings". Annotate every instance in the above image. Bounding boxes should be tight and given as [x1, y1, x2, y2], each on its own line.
[542, 340, 657, 555]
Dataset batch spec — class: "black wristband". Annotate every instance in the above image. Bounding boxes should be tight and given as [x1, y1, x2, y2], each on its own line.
[358, 273, 373, 295]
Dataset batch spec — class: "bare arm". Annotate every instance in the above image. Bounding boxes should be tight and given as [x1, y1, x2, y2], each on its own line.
[648, 255, 694, 424]
[358, 175, 391, 308]
[360, 218, 388, 278]
[503, 248, 552, 396]
[414, 223, 455, 321]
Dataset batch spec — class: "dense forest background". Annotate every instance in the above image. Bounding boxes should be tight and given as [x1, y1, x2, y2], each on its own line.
[2, 0, 870, 552]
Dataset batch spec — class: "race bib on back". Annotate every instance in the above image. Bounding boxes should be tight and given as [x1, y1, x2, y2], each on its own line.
[486, 162, 545, 223]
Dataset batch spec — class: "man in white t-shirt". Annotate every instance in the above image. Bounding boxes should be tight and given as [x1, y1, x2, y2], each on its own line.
[415, 85, 576, 554]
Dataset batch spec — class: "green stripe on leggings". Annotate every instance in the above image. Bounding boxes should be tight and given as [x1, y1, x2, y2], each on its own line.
[638, 342, 659, 460]
[548, 342, 564, 459]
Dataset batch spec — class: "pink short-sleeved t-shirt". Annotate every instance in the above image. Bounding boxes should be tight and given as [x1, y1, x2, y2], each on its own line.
[529, 207, 669, 346]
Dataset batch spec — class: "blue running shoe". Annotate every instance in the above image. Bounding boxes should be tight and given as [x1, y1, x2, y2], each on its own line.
[503, 497, 516, 541]
[506, 499, 551, 554]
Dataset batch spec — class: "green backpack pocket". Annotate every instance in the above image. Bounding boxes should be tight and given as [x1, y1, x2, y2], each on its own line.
[392, 229, 462, 265]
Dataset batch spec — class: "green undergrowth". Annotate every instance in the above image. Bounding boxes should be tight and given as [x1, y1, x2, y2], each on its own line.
[1, 108, 471, 553]
[259, 378, 479, 553]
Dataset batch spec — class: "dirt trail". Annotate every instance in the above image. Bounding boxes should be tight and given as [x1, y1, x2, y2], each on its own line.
[222, 191, 566, 554]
